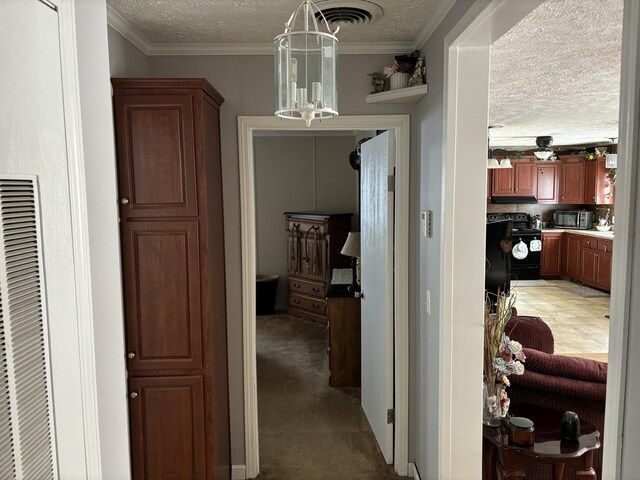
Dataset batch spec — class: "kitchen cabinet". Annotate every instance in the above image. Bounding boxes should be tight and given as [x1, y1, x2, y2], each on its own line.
[327, 295, 361, 387]
[285, 212, 352, 324]
[487, 170, 492, 203]
[541, 232, 563, 278]
[113, 78, 230, 480]
[560, 158, 585, 204]
[491, 158, 537, 197]
[581, 237, 613, 291]
[536, 163, 560, 204]
[565, 234, 583, 279]
[584, 157, 615, 205]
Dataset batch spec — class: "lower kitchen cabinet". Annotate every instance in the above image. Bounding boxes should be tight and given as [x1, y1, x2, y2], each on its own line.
[565, 234, 583, 280]
[128, 376, 207, 480]
[597, 249, 613, 291]
[541, 232, 563, 278]
[581, 244, 599, 286]
[327, 295, 361, 387]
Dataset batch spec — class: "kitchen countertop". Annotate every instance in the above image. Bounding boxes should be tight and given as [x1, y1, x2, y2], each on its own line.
[541, 228, 614, 239]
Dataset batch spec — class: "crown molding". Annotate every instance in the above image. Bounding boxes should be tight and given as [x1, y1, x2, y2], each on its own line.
[106, 5, 152, 54]
[411, 0, 457, 51]
[144, 41, 413, 56]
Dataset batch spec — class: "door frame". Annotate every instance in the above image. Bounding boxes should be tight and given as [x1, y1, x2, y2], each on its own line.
[238, 115, 410, 478]
[441, 0, 631, 477]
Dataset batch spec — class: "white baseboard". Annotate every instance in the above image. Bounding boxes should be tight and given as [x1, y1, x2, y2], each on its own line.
[408, 463, 421, 480]
[232, 464, 247, 480]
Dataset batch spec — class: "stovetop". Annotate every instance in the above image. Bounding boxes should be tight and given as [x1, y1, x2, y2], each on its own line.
[512, 227, 541, 235]
[487, 213, 539, 233]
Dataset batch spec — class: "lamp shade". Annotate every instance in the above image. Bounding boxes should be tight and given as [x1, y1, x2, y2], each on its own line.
[274, 0, 338, 126]
[487, 157, 500, 169]
[534, 150, 553, 161]
[499, 157, 513, 169]
[340, 232, 360, 258]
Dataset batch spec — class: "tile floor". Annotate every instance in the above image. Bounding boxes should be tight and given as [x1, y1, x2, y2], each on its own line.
[512, 279, 610, 362]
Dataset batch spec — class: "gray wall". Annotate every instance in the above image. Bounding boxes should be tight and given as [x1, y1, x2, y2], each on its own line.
[147, 53, 414, 465]
[255, 135, 358, 311]
[414, 1, 477, 478]
[107, 26, 149, 77]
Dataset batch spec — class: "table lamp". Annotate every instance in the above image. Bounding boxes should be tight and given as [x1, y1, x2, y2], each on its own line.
[340, 232, 360, 293]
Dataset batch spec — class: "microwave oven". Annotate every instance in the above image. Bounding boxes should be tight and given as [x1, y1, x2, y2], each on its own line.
[553, 210, 594, 229]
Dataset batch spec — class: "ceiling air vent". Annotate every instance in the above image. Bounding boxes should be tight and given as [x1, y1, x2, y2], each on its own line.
[314, 0, 383, 28]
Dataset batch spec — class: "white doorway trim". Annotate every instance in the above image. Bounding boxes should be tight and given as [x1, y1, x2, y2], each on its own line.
[440, 1, 547, 478]
[238, 115, 410, 479]
[441, 0, 631, 478]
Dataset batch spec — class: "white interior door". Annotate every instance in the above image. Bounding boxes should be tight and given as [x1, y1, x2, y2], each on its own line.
[360, 131, 395, 463]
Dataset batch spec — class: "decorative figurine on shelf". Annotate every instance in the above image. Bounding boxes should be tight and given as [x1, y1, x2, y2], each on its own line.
[368, 72, 386, 93]
[409, 57, 426, 87]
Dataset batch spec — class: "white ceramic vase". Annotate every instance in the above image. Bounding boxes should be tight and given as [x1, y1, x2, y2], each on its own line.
[389, 72, 409, 90]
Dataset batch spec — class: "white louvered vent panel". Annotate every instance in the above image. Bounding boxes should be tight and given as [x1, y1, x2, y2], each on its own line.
[0, 290, 17, 479]
[0, 178, 58, 480]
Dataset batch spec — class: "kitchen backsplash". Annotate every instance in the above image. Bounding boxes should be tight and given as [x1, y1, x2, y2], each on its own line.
[487, 203, 615, 224]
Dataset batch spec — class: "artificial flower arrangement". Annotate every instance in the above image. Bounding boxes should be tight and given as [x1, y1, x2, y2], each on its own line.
[483, 290, 525, 426]
[382, 60, 414, 78]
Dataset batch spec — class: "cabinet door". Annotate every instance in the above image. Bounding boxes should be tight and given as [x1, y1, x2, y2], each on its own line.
[536, 163, 559, 203]
[581, 247, 598, 286]
[491, 168, 514, 196]
[328, 297, 361, 387]
[584, 161, 597, 204]
[560, 161, 585, 204]
[514, 161, 537, 196]
[129, 376, 206, 480]
[300, 235, 328, 282]
[541, 233, 562, 277]
[596, 158, 615, 205]
[122, 221, 203, 372]
[114, 95, 198, 218]
[565, 235, 582, 280]
[487, 170, 492, 203]
[597, 251, 613, 291]
[287, 235, 301, 275]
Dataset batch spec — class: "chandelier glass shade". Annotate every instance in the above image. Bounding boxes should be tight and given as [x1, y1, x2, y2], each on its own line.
[274, 0, 339, 126]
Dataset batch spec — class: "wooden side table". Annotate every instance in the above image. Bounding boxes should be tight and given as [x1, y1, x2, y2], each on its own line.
[326, 293, 361, 387]
[483, 406, 600, 479]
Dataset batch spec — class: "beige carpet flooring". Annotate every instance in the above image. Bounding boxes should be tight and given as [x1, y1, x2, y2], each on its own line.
[256, 313, 406, 480]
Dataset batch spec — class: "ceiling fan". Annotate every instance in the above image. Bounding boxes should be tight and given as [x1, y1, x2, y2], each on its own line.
[533, 136, 554, 160]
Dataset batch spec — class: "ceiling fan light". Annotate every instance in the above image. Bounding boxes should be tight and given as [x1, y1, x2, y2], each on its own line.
[499, 157, 513, 168]
[487, 157, 500, 169]
[534, 150, 553, 160]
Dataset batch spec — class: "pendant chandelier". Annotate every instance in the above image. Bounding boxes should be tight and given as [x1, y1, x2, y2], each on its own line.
[274, 0, 339, 126]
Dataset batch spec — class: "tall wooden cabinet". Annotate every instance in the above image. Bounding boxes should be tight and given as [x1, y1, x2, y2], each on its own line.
[285, 212, 351, 324]
[112, 78, 230, 480]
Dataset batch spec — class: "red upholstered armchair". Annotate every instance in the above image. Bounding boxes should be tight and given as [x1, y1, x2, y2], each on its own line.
[505, 315, 607, 479]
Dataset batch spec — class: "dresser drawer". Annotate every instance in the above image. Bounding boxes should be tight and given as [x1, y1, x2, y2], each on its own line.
[289, 277, 325, 298]
[286, 217, 327, 236]
[289, 293, 326, 316]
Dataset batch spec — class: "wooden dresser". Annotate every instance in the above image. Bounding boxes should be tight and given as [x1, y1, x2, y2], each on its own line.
[112, 78, 230, 480]
[285, 212, 352, 324]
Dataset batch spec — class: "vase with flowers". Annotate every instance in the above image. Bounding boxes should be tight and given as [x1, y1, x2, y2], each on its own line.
[383, 60, 414, 90]
[483, 291, 525, 427]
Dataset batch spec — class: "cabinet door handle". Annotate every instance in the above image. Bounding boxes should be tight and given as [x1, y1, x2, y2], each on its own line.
[127, 352, 136, 359]
[604, 245, 608, 252]
[120, 198, 130, 205]
[130, 392, 138, 399]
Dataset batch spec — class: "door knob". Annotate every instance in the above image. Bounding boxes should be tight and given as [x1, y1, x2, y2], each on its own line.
[120, 198, 130, 205]
[127, 352, 136, 359]
[130, 392, 138, 399]
[355, 291, 364, 299]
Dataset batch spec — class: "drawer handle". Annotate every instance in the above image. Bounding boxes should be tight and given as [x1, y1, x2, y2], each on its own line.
[588, 240, 592, 248]
[293, 283, 301, 288]
[312, 303, 320, 309]
[312, 287, 321, 293]
[294, 299, 301, 304]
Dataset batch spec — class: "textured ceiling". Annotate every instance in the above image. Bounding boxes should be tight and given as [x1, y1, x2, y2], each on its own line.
[107, 0, 623, 148]
[489, 0, 623, 148]
[106, 0, 441, 44]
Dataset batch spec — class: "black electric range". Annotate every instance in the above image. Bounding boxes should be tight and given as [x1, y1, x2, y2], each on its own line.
[487, 213, 541, 280]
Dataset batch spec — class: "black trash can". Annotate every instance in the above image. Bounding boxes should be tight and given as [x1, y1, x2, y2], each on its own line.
[256, 274, 279, 315]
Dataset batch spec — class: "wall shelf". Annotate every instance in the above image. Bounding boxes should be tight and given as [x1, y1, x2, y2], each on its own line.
[365, 84, 428, 104]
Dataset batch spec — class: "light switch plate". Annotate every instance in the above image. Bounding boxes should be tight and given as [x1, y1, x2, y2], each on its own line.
[421, 210, 433, 238]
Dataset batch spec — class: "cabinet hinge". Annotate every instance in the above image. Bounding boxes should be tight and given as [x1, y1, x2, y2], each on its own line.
[388, 174, 395, 192]
[387, 408, 395, 424]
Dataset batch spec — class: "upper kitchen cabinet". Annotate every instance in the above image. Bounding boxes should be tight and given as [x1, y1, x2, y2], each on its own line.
[536, 162, 559, 204]
[491, 157, 537, 197]
[584, 157, 615, 205]
[559, 156, 585, 204]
